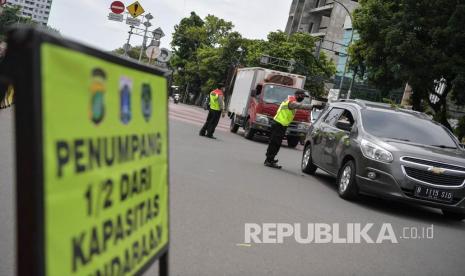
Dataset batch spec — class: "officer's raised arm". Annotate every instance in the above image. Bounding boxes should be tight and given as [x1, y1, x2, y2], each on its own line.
[288, 90, 313, 110]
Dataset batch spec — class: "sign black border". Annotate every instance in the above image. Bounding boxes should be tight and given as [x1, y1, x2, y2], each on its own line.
[4, 27, 169, 276]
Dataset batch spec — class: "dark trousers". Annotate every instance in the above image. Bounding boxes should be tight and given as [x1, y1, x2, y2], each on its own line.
[266, 120, 287, 161]
[200, 109, 222, 136]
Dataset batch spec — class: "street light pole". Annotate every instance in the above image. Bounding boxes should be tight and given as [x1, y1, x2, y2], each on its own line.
[332, 0, 355, 99]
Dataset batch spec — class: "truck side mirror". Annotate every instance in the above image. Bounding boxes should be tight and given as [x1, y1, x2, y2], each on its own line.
[250, 89, 257, 97]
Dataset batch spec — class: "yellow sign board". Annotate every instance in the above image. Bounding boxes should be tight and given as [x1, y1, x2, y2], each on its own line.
[39, 43, 169, 275]
[127, 1, 145, 18]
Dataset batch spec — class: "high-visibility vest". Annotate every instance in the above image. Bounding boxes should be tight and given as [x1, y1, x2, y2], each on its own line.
[274, 96, 296, 127]
[209, 89, 223, 111]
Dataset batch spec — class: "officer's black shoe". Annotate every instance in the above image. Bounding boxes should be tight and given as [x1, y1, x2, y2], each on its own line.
[264, 160, 282, 169]
[206, 135, 217, 139]
[199, 131, 206, 137]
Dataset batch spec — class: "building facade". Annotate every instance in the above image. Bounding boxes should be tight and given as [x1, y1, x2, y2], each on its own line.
[285, 0, 359, 76]
[6, 0, 52, 25]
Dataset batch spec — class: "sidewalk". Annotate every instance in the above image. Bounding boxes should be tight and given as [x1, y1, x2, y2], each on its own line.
[0, 107, 15, 276]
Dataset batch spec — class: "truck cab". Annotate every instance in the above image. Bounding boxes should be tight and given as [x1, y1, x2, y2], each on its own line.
[228, 68, 310, 148]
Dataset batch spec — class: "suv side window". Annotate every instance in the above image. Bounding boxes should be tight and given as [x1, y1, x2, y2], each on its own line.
[323, 108, 344, 126]
[336, 110, 355, 127]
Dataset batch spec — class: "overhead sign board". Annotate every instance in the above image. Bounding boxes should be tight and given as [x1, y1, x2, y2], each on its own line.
[108, 12, 124, 22]
[127, 1, 145, 18]
[110, 1, 125, 14]
[126, 17, 141, 26]
[4, 27, 169, 276]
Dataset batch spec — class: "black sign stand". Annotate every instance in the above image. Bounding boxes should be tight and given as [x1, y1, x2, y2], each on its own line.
[1, 27, 170, 276]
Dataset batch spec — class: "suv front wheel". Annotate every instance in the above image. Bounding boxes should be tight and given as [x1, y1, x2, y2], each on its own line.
[337, 160, 359, 200]
[301, 144, 317, 175]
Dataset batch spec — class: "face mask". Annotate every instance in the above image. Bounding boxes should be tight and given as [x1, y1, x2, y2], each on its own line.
[296, 96, 304, 102]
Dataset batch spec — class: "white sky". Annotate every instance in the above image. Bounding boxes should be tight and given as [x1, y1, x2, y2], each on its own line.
[48, 0, 291, 52]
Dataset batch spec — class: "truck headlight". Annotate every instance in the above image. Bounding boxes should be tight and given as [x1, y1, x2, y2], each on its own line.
[361, 139, 393, 163]
[256, 114, 269, 125]
[297, 123, 310, 131]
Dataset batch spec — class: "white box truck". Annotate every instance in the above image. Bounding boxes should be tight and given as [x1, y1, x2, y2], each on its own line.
[227, 67, 310, 148]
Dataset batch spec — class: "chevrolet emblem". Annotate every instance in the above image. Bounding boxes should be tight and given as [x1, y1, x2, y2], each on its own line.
[429, 167, 446, 175]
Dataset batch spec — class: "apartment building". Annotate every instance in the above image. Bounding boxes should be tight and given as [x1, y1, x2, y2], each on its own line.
[285, 0, 359, 76]
[6, 0, 53, 25]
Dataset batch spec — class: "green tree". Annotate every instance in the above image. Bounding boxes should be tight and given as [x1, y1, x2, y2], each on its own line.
[245, 31, 336, 97]
[0, 5, 33, 40]
[352, 0, 465, 129]
[113, 46, 149, 63]
[170, 12, 235, 103]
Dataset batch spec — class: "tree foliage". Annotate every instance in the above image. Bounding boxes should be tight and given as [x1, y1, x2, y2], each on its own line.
[0, 5, 33, 40]
[170, 12, 336, 103]
[245, 31, 336, 97]
[170, 12, 238, 103]
[0, 5, 60, 42]
[352, 0, 465, 128]
[113, 46, 150, 63]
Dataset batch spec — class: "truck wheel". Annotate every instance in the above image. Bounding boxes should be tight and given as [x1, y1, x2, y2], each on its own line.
[302, 144, 317, 175]
[244, 119, 255, 140]
[287, 137, 299, 148]
[230, 115, 239, 133]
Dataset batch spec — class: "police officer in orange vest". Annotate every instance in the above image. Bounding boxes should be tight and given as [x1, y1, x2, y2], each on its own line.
[265, 89, 313, 169]
[199, 87, 226, 139]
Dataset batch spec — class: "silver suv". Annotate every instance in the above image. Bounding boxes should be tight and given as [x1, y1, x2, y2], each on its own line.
[301, 100, 465, 221]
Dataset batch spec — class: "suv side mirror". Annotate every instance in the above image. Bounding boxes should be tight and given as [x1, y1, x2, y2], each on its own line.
[336, 121, 352, 132]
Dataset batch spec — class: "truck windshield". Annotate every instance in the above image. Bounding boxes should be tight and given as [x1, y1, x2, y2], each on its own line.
[262, 85, 310, 104]
[361, 109, 458, 148]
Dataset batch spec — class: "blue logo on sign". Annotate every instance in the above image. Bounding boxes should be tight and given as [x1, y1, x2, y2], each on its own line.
[120, 81, 131, 124]
[141, 83, 152, 122]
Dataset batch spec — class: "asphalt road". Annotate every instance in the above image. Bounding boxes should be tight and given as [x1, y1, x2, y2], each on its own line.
[1, 103, 465, 276]
[167, 103, 465, 276]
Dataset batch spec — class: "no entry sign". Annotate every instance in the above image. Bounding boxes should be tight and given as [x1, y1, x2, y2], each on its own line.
[110, 1, 125, 14]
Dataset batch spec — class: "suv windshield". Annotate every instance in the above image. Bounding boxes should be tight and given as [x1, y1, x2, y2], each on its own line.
[361, 109, 458, 148]
[262, 85, 310, 104]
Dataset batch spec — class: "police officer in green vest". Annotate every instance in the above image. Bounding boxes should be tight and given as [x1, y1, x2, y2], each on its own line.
[200, 87, 226, 139]
[265, 89, 313, 168]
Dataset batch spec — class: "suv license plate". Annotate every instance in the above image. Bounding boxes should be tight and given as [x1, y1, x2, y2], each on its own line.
[414, 186, 454, 202]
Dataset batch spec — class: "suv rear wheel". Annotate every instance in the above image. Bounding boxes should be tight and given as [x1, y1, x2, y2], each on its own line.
[442, 210, 465, 221]
[337, 160, 359, 200]
[302, 144, 317, 175]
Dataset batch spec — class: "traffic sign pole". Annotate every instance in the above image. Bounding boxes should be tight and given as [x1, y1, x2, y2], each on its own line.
[124, 26, 135, 57]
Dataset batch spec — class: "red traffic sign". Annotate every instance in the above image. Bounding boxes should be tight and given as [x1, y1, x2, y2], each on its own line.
[110, 1, 125, 14]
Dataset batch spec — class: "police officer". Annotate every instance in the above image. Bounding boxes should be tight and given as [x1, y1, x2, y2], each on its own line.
[199, 87, 226, 139]
[265, 89, 313, 168]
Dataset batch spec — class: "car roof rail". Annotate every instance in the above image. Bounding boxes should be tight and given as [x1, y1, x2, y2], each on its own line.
[336, 99, 366, 108]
